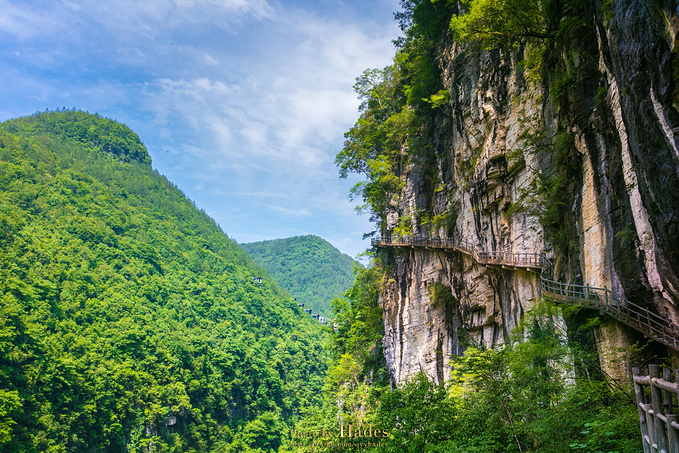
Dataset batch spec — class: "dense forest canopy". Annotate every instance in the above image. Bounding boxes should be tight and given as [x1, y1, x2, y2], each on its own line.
[0, 110, 328, 453]
[242, 235, 359, 318]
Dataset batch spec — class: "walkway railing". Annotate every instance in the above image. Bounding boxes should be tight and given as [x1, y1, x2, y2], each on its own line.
[633, 365, 679, 453]
[372, 234, 679, 351]
[540, 277, 679, 351]
[371, 235, 545, 270]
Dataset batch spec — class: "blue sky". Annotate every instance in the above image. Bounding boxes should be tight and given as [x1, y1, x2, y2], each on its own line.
[0, 0, 402, 258]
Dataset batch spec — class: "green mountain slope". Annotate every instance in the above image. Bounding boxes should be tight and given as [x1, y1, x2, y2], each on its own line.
[241, 236, 358, 318]
[0, 110, 326, 453]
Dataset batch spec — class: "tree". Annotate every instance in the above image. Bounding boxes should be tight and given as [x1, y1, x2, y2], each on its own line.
[450, 0, 551, 48]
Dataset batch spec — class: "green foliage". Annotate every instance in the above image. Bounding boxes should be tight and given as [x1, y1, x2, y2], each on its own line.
[0, 111, 327, 452]
[284, 263, 389, 452]
[395, 0, 453, 112]
[392, 214, 413, 238]
[308, 263, 640, 453]
[297, 264, 640, 453]
[5, 109, 151, 165]
[595, 85, 608, 108]
[431, 203, 458, 237]
[449, 0, 550, 48]
[241, 235, 359, 318]
[329, 264, 388, 385]
[550, 53, 579, 104]
[613, 223, 635, 249]
[337, 1, 454, 230]
[336, 66, 411, 225]
[427, 282, 456, 309]
[538, 131, 580, 254]
[374, 373, 456, 452]
[504, 128, 580, 259]
[369, 324, 640, 453]
[424, 89, 450, 110]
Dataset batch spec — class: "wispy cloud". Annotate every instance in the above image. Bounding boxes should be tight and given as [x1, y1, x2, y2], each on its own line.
[268, 205, 313, 217]
[0, 1, 66, 40]
[137, 6, 397, 174]
[0, 0, 400, 257]
[67, 0, 274, 36]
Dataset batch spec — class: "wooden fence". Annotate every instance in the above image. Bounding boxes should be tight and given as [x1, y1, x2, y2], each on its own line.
[633, 365, 679, 453]
[371, 235, 679, 351]
[371, 235, 545, 270]
[540, 277, 679, 351]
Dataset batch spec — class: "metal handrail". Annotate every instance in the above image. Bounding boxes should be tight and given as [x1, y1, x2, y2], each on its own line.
[372, 234, 679, 351]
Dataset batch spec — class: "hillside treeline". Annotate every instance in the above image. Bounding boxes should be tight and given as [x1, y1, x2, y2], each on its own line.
[242, 236, 358, 318]
[0, 110, 327, 453]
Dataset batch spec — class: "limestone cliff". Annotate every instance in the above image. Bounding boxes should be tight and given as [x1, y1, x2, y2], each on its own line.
[378, 0, 679, 384]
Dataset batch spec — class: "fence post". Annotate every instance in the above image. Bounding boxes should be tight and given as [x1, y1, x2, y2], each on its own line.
[651, 364, 668, 453]
[605, 287, 608, 307]
[668, 414, 679, 453]
[665, 368, 674, 415]
[663, 368, 679, 453]
[634, 367, 652, 453]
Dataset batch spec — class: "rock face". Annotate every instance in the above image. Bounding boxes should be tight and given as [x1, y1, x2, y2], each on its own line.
[381, 0, 679, 385]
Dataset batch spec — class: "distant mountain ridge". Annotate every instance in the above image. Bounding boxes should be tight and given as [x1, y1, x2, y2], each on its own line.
[242, 235, 359, 318]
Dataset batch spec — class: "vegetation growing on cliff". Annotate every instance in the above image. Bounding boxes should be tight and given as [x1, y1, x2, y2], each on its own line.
[0, 111, 327, 452]
[336, 0, 454, 231]
[449, 0, 550, 47]
[287, 262, 389, 452]
[371, 328, 639, 453]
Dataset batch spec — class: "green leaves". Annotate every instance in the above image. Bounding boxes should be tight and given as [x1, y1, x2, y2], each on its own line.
[338, 2, 453, 230]
[450, 0, 551, 48]
[0, 390, 21, 444]
[367, 330, 640, 453]
[375, 373, 457, 452]
[0, 111, 328, 452]
[242, 235, 357, 318]
[354, 66, 402, 118]
[337, 73, 412, 225]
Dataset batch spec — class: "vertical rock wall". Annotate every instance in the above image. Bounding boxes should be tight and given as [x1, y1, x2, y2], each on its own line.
[381, 0, 679, 385]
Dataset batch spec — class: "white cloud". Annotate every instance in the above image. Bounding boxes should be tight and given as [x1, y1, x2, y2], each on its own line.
[68, 0, 274, 34]
[239, 119, 269, 147]
[1, 0, 275, 71]
[0, 1, 66, 40]
[0, 0, 400, 257]
[201, 52, 220, 66]
[211, 189, 288, 198]
[136, 7, 396, 173]
[268, 205, 313, 217]
[142, 78, 241, 134]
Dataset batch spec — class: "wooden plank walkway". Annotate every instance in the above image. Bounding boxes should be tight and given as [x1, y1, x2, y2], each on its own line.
[371, 236, 545, 271]
[372, 235, 679, 351]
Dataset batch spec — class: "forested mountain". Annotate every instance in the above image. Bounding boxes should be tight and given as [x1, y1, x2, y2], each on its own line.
[0, 110, 327, 453]
[241, 236, 358, 318]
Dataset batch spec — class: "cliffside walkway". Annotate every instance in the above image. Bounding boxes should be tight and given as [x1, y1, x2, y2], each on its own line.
[371, 235, 679, 351]
[371, 235, 546, 271]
